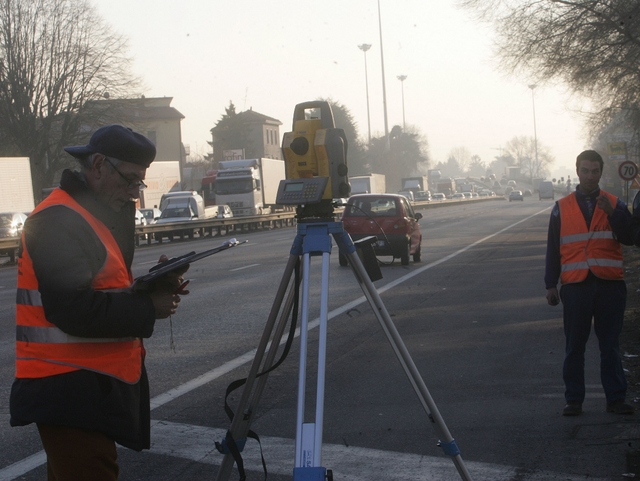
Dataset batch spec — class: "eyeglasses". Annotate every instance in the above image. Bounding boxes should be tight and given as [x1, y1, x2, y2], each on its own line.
[104, 156, 147, 191]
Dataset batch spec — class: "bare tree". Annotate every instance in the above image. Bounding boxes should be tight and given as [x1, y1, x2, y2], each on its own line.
[0, 0, 140, 198]
[504, 135, 554, 181]
[460, 0, 640, 135]
[447, 146, 472, 174]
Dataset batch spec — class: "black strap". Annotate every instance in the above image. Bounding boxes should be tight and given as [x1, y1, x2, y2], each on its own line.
[217, 259, 301, 480]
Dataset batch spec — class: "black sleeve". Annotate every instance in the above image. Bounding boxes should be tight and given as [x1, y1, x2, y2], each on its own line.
[24, 206, 157, 338]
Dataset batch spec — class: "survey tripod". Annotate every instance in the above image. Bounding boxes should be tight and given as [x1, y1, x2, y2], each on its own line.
[214, 209, 473, 481]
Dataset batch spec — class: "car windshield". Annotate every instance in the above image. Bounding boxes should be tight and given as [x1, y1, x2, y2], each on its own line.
[346, 198, 398, 217]
[160, 207, 192, 218]
[140, 210, 154, 221]
[216, 178, 255, 195]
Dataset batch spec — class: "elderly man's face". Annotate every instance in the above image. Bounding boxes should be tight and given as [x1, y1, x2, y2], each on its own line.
[93, 155, 147, 211]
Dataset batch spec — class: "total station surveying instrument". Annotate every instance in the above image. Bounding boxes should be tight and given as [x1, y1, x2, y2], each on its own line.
[214, 101, 473, 481]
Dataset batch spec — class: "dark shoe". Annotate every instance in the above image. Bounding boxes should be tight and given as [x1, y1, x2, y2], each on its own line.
[606, 400, 634, 414]
[563, 402, 582, 416]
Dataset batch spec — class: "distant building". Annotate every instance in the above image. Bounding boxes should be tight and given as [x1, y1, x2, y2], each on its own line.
[210, 108, 283, 163]
[84, 96, 186, 165]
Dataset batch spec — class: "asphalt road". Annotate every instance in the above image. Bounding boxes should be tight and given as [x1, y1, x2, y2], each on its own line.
[0, 196, 637, 480]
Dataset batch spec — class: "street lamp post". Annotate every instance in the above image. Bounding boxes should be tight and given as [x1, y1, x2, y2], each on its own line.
[528, 84, 539, 165]
[397, 75, 407, 131]
[358, 44, 372, 147]
[378, 0, 390, 151]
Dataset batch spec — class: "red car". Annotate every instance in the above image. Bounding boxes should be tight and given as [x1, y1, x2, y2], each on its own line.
[340, 194, 423, 266]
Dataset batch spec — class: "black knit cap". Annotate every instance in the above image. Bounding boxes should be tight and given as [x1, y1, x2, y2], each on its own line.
[64, 124, 156, 167]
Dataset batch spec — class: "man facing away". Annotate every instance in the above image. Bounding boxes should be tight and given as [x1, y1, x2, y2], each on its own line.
[545, 149, 634, 416]
[10, 125, 188, 480]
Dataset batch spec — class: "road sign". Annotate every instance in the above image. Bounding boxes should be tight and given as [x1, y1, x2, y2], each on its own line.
[618, 160, 638, 181]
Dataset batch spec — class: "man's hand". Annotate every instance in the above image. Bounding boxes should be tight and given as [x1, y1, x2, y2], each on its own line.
[149, 290, 181, 319]
[546, 287, 560, 306]
[150, 254, 190, 294]
[148, 254, 190, 319]
[597, 194, 614, 216]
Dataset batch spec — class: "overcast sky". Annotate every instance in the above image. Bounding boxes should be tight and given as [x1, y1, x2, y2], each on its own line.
[93, 0, 589, 178]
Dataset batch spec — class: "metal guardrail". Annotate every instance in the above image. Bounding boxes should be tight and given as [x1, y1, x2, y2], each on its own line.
[1, 197, 504, 259]
[135, 211, 298, 245]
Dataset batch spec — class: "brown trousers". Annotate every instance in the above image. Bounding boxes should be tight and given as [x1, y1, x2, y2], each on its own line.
[37, 423, 119, 481]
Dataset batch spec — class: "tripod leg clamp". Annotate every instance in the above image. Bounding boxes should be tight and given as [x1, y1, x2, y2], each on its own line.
[215, 432, 247, 455]
[438, 439, 461, 457]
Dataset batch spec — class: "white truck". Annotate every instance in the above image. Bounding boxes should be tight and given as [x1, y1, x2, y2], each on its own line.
[215, 158, 285, 216]
[0, 157, 35, 212]
[140, 160, 181, 209]
[349, 173, 386, 195]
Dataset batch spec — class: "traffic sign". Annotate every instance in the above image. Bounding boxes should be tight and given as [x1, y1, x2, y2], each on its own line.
[618, 160, 638, 181]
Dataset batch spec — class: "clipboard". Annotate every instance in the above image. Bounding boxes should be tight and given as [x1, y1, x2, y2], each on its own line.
[132, 238, 247, 291]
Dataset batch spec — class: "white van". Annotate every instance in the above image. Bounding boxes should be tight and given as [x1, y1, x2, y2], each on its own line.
[538, 181, 555, 200]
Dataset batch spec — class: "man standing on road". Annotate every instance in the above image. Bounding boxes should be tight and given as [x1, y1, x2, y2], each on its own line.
[545, 149, 634, 416]
[10, 125, 188, 480]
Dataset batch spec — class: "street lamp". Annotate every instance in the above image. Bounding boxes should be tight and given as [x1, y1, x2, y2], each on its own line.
[358, 44, 372, 147]
[397, 75, 407, 131]
[378, 0, 390, 151]
[528, 84, 539, 165]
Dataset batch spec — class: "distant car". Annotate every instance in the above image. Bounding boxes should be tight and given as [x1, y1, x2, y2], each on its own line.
[523, 189, 532, 197]
[397, 190, 415, 202]
[134, 209, 147, 226]
[431, 193, 446, 201]
[341, 194, 422, 266]
[508, 180, 517, 187]
[211, 204, 234, 219]
[462, 192, 472, 199]
[509, 190, 524, 202]
[414, 191, 431, 201]
[139, 207, 162, 224]
[0, 212, 28, 239]
[451, 193, 465, 199]
[0, 212, 28, 262]
[154, 206, 198, 241]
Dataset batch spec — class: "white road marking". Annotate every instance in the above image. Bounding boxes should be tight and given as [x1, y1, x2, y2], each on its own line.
[0, 208, 552, 480]
[148, 420, 607, 481]
[229, 263, 261, 272]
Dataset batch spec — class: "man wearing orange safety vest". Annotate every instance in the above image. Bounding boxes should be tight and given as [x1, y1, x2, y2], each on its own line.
[10, 125, 189, 480]
[545, 150, 635, 417]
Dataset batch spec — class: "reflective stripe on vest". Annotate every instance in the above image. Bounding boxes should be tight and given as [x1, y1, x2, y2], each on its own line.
[15, 188, 143, 384]
[558, 191, 624, 284]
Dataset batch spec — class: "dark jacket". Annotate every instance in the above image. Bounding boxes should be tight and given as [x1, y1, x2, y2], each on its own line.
[10, 169, 157, 450]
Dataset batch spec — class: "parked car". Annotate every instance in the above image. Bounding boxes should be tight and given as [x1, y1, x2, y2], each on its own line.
[341, 194, 422, 266]
[139, 207, 162, 224]
[509, 190, 524, 202]
[431, 193, 446, 201]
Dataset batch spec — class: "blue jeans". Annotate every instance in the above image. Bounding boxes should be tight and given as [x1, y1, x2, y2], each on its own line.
[560, 275, 627, 404]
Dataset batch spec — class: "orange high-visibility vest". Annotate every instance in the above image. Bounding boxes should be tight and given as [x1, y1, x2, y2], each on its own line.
[15, 188, 143, 384]
[558, 190, 624, 285]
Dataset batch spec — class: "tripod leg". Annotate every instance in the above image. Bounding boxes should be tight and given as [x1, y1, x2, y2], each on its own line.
[215, 253, 299, 481]
[345, 248, 474, 481]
